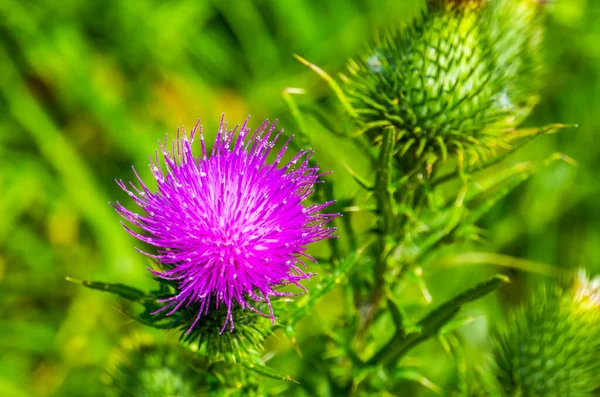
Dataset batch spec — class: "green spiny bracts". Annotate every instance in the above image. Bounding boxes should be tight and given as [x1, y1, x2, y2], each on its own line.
[144, 279, 271, 362]
[175, 300, 271, 363]
[106, 335, 263, 396]
[343, 1, 502, 168]
[105, 335, 216, 397]
[341, 0, 545, 170]
[492, 271, 600, 397]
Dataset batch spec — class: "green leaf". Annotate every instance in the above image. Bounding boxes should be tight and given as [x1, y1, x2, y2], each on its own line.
[431, 124, 575, 188]
[369, 275, 509, 366]
[439, 332, 468, 396]
[375, 126, 396, 235]
[281, 87, 311, 146]
[240, 360, 298, 383]
[434, 252, 560, 276]
[440, 316, 478, 335]
[66, 277, 148, 302]
[418, 275, 509, 337]
[386, 297, 405, 332]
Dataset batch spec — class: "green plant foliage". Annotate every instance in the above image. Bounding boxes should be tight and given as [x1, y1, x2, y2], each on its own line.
[1, 0, 596, 396]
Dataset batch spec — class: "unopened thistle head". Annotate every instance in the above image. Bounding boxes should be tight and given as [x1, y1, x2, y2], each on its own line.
[342, 0, 545, 168]
[106, 335, 262, 396]
[106, 337, 212, 397]
[113, 116, 338, 333]
[493, 271, 600, 396]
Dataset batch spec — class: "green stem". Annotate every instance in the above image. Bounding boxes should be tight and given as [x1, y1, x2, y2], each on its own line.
[360, 126, 396, 335]
[374, 126, 396, 283]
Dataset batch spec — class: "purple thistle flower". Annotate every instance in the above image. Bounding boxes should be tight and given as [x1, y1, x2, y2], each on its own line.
[113, 116, 338, 333]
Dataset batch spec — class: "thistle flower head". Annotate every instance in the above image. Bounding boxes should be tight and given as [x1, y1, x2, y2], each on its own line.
[493, 271, 600, 396]
[113, 116, 338, 333]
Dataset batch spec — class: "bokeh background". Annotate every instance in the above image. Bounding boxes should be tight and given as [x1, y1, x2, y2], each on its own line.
[1, 0, 598, 395]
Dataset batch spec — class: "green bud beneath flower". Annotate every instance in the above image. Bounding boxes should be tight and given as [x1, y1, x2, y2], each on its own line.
[106, 334, 265, 396]
[493, 271, 600, 396]
[105, 335, 214, 397]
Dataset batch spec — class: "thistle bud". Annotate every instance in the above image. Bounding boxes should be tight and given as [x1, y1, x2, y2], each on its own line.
[106, 335, 264, 396]
[493, 271, 600, 396]
[342, 0, 546, 168]
[105, 336, 216, 397]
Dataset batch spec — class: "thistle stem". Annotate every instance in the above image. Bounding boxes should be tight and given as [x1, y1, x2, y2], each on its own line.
[359, 126, 396, 337]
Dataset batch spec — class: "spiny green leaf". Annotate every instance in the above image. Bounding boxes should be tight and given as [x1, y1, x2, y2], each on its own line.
[240, 361, 298, 383]
[66, 277, 148, 302]
[386, 297, 405, 332]
[343, 162, 373, 191]
[432, 124, 575, 187]
[419, 275, 509, 334]
[369, 275, 508, 366]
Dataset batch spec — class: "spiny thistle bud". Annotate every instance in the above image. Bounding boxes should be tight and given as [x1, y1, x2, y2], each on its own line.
[105, 335, 262, 396]
[113, 116, 338, 336]
[493, 271, 600, 396]
[342, 0, 546, 169]
[105, 336, 211, 396]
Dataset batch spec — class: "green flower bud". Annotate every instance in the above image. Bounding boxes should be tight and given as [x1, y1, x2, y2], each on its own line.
[493, 271, 600, 396]
[342, 0, 545, 168]
[105, 335, 214, 397]
[106, 335, 264, 397]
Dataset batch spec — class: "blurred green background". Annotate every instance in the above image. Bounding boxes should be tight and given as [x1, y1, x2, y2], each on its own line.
[1, 0, 598, 395]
